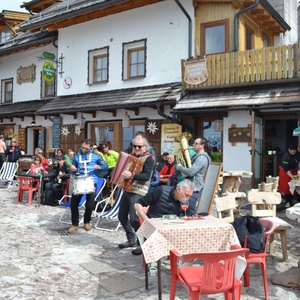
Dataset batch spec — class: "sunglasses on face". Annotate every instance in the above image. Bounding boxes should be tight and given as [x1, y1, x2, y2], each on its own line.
[82, 147, 90, 151]
[133, 145, 144, 149]
[38, 152, 43, 154]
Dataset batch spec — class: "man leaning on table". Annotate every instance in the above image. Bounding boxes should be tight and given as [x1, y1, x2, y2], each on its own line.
[132, 179, 195, 255]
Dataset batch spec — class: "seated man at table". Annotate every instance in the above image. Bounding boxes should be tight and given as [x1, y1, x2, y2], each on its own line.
[132, 179, 195, 255]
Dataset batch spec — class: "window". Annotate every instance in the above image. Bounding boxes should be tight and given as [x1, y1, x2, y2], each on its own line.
[263, 34, 270, 48]
[88, 47, 109, 84]
[1, 78, 13, 103]
[201, 20, 228, 55]
[246, 26, 254, 50]
[122, 39, 146, 80]
[41, 72, 55, 98]
[0, 30, 10, 43]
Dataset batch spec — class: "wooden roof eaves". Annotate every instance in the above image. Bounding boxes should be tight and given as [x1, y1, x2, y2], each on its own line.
[19, 0, 164, 33]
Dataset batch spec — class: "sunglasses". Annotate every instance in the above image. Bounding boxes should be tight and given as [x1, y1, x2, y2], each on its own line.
[82, 147, 90, 151]
[133, 144, 144, 149]
[193, 142, 201, 145]
[38, 152, 43, 154]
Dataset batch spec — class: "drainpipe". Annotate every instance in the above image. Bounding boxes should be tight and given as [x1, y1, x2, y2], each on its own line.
[174, 0, 192, 58]
[232, 0, 259, 52]
[156, 103, 193, 133]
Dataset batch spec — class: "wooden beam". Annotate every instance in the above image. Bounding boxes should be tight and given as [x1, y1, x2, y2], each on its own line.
[251, 9, 264, 16]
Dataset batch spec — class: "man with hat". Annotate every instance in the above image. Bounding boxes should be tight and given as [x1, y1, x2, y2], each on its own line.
[156, 152, 169, 172]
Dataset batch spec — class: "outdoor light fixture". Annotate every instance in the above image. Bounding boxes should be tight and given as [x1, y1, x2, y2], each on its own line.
[31, 117, 36, 126]
[122, 112, 130, 128]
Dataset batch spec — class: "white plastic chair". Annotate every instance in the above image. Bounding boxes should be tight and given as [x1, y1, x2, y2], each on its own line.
[0, 162, 18, 191]
[94, 187, 123, 231]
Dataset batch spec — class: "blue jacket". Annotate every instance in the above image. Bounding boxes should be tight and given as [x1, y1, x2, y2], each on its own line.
[72, 149, 108, 183]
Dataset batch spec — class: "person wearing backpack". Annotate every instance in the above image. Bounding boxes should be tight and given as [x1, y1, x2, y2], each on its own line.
[176, 137, 211, 216]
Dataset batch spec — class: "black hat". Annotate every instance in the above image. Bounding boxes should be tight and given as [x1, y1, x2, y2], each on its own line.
[289, 143, 297, 150]
[162, 152, 169, 156]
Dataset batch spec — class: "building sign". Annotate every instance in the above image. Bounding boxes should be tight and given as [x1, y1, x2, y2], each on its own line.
[183, 57, 208, 85]
[42, 62, 56, 82]
[43, 51, 55, 61]
[17, 64, 36, 84]
[228, 124, 252, 146]
[161, 124, 182, 154]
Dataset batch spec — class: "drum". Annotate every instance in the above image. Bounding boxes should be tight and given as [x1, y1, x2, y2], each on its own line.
[72, 175, 95, 195]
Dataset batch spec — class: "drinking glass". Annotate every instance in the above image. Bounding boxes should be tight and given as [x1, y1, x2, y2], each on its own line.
[180, 199, 189, 218]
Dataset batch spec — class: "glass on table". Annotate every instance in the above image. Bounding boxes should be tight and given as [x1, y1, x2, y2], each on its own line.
[180, 199, 189, 219]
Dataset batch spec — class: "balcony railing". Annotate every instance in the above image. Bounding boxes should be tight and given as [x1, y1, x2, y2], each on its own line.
[182, 43, 300, 89]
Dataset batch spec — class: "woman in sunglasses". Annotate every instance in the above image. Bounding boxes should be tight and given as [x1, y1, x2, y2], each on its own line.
[118, 135, 155, 255]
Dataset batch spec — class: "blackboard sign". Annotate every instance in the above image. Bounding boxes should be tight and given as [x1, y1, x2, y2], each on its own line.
[52, 117, 62, 149]
[196, 162, 222, 214]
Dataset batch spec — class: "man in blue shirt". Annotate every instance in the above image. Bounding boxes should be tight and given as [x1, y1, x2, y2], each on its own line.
[67, 139, 108, 233]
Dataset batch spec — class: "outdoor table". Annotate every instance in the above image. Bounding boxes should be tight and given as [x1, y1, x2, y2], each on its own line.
[136, 215, 242, 299]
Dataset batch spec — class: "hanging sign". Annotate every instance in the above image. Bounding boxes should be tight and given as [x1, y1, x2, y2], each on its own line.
[183, 57, 208, 85]
[42, 62, 56, 82]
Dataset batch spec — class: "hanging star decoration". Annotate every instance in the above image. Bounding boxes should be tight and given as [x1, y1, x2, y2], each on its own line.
[61, 126, 70, 137]
[147, 121, 158, 134]
[74, 124, 82, 136]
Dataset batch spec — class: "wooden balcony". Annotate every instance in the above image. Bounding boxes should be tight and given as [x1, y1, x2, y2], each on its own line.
[182, 43, 300, 89]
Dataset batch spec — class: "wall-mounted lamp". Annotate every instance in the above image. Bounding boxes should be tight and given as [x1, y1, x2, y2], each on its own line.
[31, 116, 36, 126]
[122, 112, 130, 128]
[78, 113, 86, 129]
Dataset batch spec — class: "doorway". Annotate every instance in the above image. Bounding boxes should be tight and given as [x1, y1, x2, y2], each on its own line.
[262, 114, 298, 179]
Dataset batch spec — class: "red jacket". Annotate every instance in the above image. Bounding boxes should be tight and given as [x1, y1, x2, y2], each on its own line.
[159, 164, 175, 178]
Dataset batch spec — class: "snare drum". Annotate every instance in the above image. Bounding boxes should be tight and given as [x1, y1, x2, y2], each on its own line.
[72, 175, 95, 195]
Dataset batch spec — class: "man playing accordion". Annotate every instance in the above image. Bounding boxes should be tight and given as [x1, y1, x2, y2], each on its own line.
[118, 135, 155, 254]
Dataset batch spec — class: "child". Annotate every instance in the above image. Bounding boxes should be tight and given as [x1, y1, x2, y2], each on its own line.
[30, 156, 47, 175]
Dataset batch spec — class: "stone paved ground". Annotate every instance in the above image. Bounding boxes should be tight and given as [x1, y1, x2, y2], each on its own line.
[0, 188, 299, 300]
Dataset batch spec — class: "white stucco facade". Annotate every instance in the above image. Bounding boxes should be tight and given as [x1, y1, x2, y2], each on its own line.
[57, 0, 193, 96]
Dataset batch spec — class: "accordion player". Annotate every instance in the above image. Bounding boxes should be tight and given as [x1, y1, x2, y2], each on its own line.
[111, 150, 154, 195]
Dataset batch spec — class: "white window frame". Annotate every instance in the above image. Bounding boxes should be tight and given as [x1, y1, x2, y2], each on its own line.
[122, 39, 146, 80]
[41, 72, 55, 98]
[1, 78, 13, 104]
[0, 29, 10, 43]
[88, 46, 109, 84]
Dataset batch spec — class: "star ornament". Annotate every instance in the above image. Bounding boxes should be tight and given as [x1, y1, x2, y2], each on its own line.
[74, 125, 82, 136]
[147, 122, 158, 134]
[61, 126, 70, 137]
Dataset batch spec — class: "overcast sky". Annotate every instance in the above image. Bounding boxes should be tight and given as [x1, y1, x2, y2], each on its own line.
[0, 1, 27, 12]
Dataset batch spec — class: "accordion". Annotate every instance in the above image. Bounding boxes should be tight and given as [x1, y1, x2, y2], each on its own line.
[111, 152, 144, 192]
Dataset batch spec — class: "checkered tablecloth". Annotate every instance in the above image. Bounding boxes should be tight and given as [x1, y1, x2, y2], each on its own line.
[137, 215, 240, 264]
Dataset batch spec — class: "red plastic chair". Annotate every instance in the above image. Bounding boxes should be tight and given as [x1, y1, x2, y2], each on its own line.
[243, 218, 277, 300]
[169, 247, 248, 300]
[16, 176, 40, 206]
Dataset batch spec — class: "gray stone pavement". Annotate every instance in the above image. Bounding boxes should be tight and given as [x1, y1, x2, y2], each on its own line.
[0, 187, 299, 300]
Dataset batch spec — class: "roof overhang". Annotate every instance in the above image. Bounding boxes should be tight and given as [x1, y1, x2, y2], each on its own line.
[0, 99, 53, 121]
[173, 81, 300, 115]
[19, 0, 164, 33]
[34, 83, 182, 117]
[0, 30, 57, 57]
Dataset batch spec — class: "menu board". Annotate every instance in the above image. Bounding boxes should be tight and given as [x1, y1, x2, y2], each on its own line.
[52, 117, 62, 148]
[18, 128, 26, 151]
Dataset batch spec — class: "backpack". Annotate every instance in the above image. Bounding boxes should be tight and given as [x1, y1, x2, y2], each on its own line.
[44, 189, 59, 206]
[232, 216, 265, 253]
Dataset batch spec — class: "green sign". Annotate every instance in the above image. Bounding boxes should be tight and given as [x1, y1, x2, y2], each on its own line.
[43, 51, 55, 61]
[42, 62, 56, 82]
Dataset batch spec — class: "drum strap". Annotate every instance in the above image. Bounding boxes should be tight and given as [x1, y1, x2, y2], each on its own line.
[79, 152, 92, 175]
